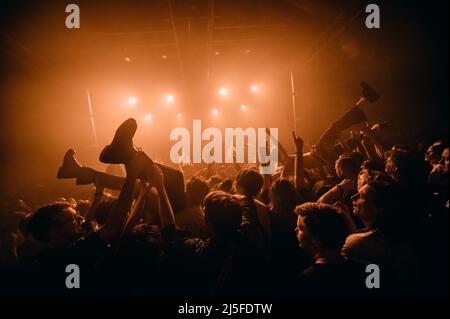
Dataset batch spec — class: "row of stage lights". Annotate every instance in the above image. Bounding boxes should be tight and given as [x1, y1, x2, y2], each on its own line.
[127, 85, 259, 122]
[127, 84, 259, 105]
[137, 105, 249, 122]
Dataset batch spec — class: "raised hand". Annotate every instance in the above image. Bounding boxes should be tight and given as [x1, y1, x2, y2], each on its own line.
[338, 179, 356, 193]
[292, 131, 304, 153]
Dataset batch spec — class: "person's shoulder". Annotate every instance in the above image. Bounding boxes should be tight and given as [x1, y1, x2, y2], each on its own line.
[343, 229, 386, 262]
[254, 198, 269, 210]
[343, 230, 376, 253]
[431, 164, 446, 174]
[347, 229, 376, 240]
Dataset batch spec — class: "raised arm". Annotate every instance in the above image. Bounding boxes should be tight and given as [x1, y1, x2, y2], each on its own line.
[152, 165, 176, 229]
[366, 123, 388, 159]
[361, 135, 380, 161]
[84, 175, 105, 223]
[97, 152, 145, 243]
[318, 179, 356, 205]
[293, 132, 305, 192]
[122, 181, 148, 234]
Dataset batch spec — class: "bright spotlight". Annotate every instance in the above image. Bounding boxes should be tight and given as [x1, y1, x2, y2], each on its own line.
[212, 108, 219, 115]
[250, 85, 258, 92]
[166, 95, 174, 103]
[219, 88, 228, 96]
[241, 104, 247, 111]
[125, 57, 131, 62]
[177, 113, 182, 119]
[128, 97, 137, 105]
[144, 113, 152, 121]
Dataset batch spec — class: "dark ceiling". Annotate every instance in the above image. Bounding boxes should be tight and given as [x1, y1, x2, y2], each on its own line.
[0, 0, 448, 199]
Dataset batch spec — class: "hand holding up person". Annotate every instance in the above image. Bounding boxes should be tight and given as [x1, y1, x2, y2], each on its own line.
[84, 175, 105, 224]
[150, 164, 176, 229]
[98, 151, 147, 243]
[122, 180, 150, 234]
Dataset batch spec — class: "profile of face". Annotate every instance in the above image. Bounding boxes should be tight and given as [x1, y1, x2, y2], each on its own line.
[296, 216, 316, 256]
[385, 156, 396, 176]
[352, 184, 379, 228]
[442, 148, 449, 171]
[50, 207, 84, 243]
[425, 145, 443, 165]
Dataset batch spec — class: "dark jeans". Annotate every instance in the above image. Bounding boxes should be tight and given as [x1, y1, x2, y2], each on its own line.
[316, 105, 367, 163]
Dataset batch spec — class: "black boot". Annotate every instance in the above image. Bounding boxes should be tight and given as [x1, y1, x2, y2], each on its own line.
[99, 118, 138, 164]
[57, 149, 83, 179]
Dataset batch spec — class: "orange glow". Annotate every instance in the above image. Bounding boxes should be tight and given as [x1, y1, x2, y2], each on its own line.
[219, 88, 228, 96]
[128, 97, 137, 105]
[166, 95, 174, 103]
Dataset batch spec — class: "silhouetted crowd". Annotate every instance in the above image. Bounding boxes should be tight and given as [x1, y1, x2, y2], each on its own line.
[0, 97, 448, 298]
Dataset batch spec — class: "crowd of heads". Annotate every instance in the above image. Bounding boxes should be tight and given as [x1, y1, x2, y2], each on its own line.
[0, 114, 448, 298]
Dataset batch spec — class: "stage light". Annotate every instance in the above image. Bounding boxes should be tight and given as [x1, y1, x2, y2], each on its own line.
[212, 108, 219, 115]
[244, 49, 252, 53]
[250, 85, 258, 92]
[166, 95, 174, 103]
[125, 57, 131, 62]
[214, 51, 220, 56]
[177, 113, 182, 119]
[241, 104, 247, 111]
[144, 113, 153, 121]
[128, 97, 137, 105]
[219, 88, 228, 96]
[162, 55, 168, 60]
